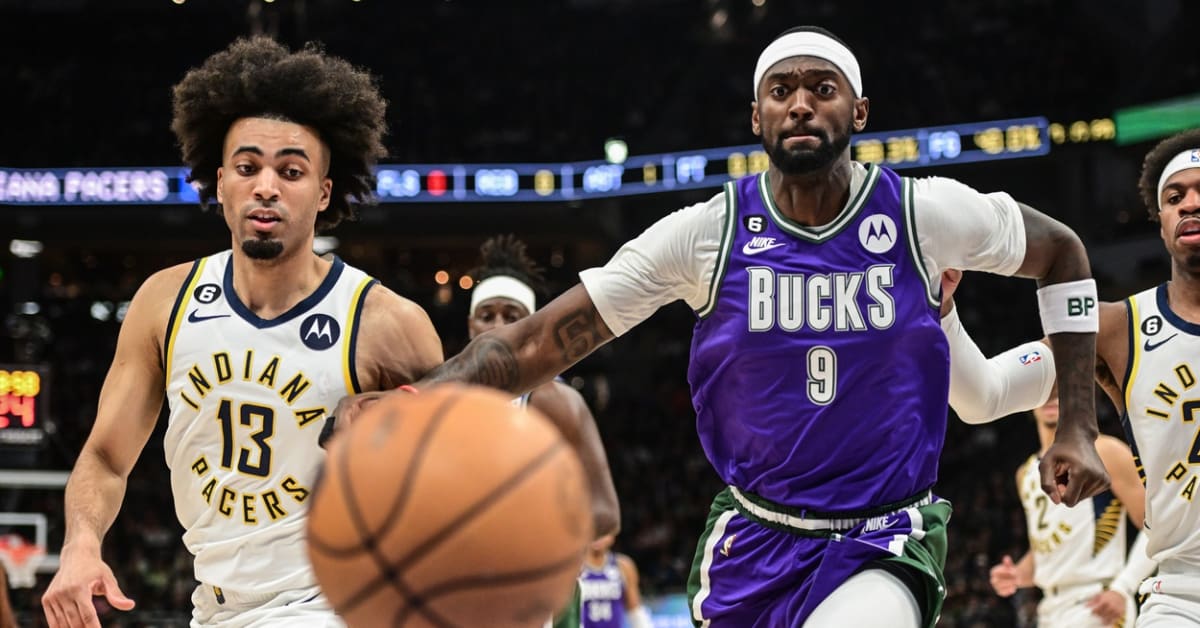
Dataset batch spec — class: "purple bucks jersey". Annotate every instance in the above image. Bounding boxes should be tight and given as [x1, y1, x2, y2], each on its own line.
[580, 553, 625, 628]
[688, 165, 950, 512]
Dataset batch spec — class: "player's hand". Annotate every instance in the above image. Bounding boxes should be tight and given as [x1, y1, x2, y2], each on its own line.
[320, 390, 402, 448]
[1086, 589, 1128, 625]
[988, 555, 1020, 597]
[42, 544, 135, 628]
[1039, 429, 1110, 506]
[939, 269, 963, 318]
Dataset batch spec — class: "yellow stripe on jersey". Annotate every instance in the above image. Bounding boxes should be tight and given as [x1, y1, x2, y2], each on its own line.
[165, 257, 209, 382]
[1092, 497, 1123, 555]
[342, 276, 374, 395]
[1124, 296, 1142, 412]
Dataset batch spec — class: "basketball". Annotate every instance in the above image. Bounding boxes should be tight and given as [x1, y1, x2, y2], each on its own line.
[306, 384, 593, 627]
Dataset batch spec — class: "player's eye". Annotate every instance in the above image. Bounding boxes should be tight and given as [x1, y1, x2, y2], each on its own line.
[235, 164, 256, 176]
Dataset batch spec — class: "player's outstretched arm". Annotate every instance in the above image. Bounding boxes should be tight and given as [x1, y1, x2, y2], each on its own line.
[43, 265, 186, 628]
[1012, 204, 1107, 506]
[617, 553, 653, 628]
[421, 284, 615, 394]
[529, 381, 620, 538]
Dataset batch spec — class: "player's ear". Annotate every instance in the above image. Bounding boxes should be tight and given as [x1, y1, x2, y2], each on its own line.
[216, 167, 224, 204]
[317, 177, 331, 212]
[751, 101, 761, 137]
[853, 97, 869, 133]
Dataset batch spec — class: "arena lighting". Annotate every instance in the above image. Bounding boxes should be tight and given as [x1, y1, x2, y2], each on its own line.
[8, 240, 42, 259]
[312, 236, 339, 255]
[604, 139, 629, 165]
[458, 275, 474, 290]
[0, 116, 1052, 205]
[752, 0, 766, 6]
[434, 270, 450, 285]
[19, 302, 39, 316]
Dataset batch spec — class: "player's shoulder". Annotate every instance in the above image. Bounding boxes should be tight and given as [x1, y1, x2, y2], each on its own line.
[528, 379, 590, 430]
[359, 282, 434, 330]
[1015, 453, 1038, 485]
[139, 261, 196, 296]
[614, 552, 638, 574]
[1095, 433, 1133, 462]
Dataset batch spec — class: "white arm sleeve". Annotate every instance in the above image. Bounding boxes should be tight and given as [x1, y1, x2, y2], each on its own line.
[1110, 531, 1156, 598]
[913, 177, 1027, 280]
[579, 192, 725, 336]
[942, 305, 1056, 423]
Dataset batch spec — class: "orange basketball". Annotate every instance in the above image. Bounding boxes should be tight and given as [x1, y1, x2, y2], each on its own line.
[307, 384, 593, 627]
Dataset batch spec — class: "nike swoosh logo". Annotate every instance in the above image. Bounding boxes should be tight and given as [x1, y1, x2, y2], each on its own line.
[188, 309, 231, 323]
[742, 242, 787, 255]
[1144, 333, 1178, 352]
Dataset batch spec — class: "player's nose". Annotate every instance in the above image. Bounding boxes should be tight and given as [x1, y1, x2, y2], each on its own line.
[252, 169, 281, 201]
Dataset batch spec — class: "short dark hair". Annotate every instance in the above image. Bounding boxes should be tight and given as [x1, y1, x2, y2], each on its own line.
[469, 234, 547, 298]
[170, 36, 388, 232]
[1138, 128, 1200, 222]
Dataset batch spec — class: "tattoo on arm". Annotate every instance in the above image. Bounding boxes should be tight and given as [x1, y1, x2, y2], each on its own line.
[554, 308, 608, 362]
[426, 336, 520, 391]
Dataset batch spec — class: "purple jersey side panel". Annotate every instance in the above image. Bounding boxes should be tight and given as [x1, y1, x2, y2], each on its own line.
[688, 166, 950, 511]
[580, 552, 625, 628]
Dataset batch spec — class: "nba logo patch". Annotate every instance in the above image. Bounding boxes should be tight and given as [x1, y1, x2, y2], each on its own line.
[1018, 350, 1042, 365]
[1191, 149, 1200, 163]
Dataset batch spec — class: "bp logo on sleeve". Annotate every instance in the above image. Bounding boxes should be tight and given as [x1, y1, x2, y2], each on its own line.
[300, 313, 341, 350]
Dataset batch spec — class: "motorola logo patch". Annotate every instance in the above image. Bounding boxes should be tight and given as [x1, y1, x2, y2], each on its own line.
[300, 313, 340, 351]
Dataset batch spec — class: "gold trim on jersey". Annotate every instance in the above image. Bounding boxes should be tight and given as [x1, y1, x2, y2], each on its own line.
[342, 276, 374, 395]
[1124, 295, 1142, 412]
[165, 257, 210, 381]
[1093, 497, 1123, 555]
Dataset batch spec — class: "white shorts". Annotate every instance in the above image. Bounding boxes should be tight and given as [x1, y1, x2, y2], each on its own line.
[1137, 574, 1200, 627]
[1038, 582, 1135, 628]
[190, 583, 345, 628]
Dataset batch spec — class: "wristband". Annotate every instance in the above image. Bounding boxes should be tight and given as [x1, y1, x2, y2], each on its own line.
[1037, 279, 1099, 334]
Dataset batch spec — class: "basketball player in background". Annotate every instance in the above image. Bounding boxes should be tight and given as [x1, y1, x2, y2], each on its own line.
[941, 128, 1200, 626]
[578, 534, 651, 628]
[986, 395, 1152, 627]
[41, 37, 442, 628]
[463, 235, 620, 628]
[339, 25, 1107, 627]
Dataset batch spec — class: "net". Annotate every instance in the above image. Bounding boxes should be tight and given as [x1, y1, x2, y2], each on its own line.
[0, 534, 45, 588]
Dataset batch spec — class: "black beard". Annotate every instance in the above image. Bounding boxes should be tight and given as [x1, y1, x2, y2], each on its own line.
[765, 122, 853, 175]
[241, 238, 284, 260]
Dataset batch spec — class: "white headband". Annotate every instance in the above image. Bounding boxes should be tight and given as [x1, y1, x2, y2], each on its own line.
[1158, 148, 1200, 205]
[470, 275, 536, 317]
[753, 31, 863, 98]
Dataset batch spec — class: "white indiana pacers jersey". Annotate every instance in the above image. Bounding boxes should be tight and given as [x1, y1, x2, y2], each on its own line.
[1124, 283, 1200, 570]
[162, 251, 375, 594]
[1018, 454, 1127, 590]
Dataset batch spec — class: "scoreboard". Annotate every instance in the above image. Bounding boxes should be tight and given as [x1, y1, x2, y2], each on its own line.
[0, 365, 48, 447]
[0, 116, 1049, 206]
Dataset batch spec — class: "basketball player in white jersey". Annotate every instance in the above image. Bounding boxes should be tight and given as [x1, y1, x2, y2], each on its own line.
[943, 129, 1200, 625]
[41, 37, 442, 628]
[465, 234, 620, 540]
[462, 235, 620, 628]
[987, 395, 1152, 627]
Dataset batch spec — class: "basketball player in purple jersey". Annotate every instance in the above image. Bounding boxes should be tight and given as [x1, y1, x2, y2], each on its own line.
[579, 535, 651, 628]
[338, 25, 1108, 626]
